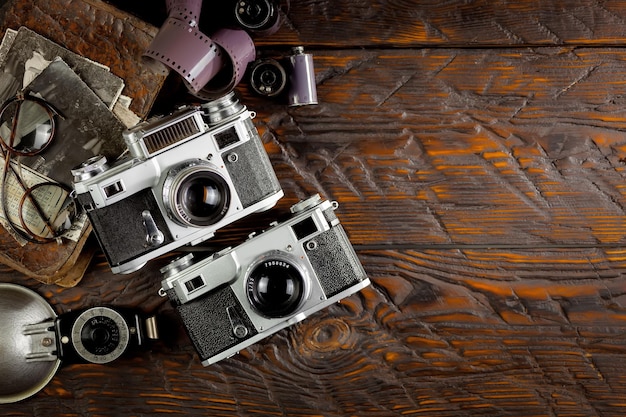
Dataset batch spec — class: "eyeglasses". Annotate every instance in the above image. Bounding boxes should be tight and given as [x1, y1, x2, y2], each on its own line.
[0, 93, 77, 243]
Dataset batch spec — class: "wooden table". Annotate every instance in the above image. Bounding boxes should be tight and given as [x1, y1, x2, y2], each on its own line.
[3, 0, 626, 415]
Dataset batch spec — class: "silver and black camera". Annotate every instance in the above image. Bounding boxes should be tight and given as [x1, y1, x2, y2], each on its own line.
[72, 92, 283, 274]
[159, 195, 370, 366]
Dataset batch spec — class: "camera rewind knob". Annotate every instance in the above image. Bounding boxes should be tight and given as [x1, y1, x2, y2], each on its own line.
[290, 194, 321, 214]
[71, 155, 109, 182]
[160, 253, 195, 279]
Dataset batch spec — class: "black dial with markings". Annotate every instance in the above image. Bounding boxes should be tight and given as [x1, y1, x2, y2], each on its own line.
[70, 307, 130, 364]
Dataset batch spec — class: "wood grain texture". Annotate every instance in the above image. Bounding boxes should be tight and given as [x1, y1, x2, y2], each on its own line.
[2, 247, 626, 416]
[262, 0, 626, 47]
[219, 48, 626, 249]
[2, 0, 626, 416]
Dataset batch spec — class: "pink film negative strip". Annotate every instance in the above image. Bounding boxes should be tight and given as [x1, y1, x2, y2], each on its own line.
[192, 28, 256, 100]
[143, 17, 225, 93]
[145, 0, 256, 97]
[165, 0, 203, 26]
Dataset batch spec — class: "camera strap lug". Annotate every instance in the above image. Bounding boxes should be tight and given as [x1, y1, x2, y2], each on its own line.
[22, 321, 58, 362]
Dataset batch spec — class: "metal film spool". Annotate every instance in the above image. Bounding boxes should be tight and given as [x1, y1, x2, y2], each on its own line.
[143, 17, 224, 93]
[192, 28, 256, 100]
[0, 283, 60, 404]
[166, 0, 203, 26]
[234, 0, 282, 37]
[249, 58, 287, 97]
[287, 46, 318, 106]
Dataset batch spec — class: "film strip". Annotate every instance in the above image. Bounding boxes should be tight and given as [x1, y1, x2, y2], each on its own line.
[165, 0, 202, 26]
[144, 0, 314, 104]
[193, 28, 256, 100]
[144, 0, 255, 98]
[143, 17, 223, 93]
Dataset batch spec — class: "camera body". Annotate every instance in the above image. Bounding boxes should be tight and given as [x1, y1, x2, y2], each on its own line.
[72, 92, 283, 274]
[160, 195, 370, 366]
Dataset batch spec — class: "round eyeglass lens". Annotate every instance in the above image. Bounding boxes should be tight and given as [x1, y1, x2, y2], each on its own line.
[18, 183, 76, 240]
[0, 99, 54, 154]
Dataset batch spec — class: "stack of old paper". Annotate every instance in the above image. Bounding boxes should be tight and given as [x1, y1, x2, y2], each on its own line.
[0, 26, 142, 281]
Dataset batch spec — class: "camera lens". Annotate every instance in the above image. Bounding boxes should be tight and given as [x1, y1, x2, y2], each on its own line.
[70, 307, 130, 364]
[164, 162, 230, 227]
[250, 58, 287, 97]
[80, 316, 120, 356]
[247, 259, 305, 318]
[178, 172, 229, 226]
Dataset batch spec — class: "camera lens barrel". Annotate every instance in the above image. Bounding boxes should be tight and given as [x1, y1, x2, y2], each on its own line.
[246, 257, 306, 318]
[163, 161, 230, 227]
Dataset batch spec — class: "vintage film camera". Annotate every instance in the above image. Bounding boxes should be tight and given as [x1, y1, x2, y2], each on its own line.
[72, 92, 283, 274]
[159, 195, 370, 366]
[249, 46, 318, 106]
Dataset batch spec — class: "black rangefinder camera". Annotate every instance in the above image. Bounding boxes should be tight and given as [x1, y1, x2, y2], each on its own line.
[72, 92, 283, 274]
[159, 195, 370, 366]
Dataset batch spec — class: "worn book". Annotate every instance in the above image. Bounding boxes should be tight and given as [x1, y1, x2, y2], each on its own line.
[0, 26, 125, 108]
[0, 0, 168, 285]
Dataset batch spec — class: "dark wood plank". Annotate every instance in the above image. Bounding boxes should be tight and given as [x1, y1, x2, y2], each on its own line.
[2, 247, 626, 416]
[105, 0, 626, 48]
[225, 48, 626, 249]
[263, 0, 626, 47]
[2, 0, 626, 416]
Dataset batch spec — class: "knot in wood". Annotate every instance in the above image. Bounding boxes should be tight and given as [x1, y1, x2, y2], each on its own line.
[302, 318, 354, 353]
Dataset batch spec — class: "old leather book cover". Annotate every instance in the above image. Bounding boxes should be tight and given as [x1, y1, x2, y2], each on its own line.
[0, 0, 168, 285]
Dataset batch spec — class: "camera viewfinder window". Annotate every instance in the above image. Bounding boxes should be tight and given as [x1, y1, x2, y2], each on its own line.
[215, 126, 240, 149]
[291, 216, 318, 240]
[184, 276, 205, 292]
[103, 181, 124, 198]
